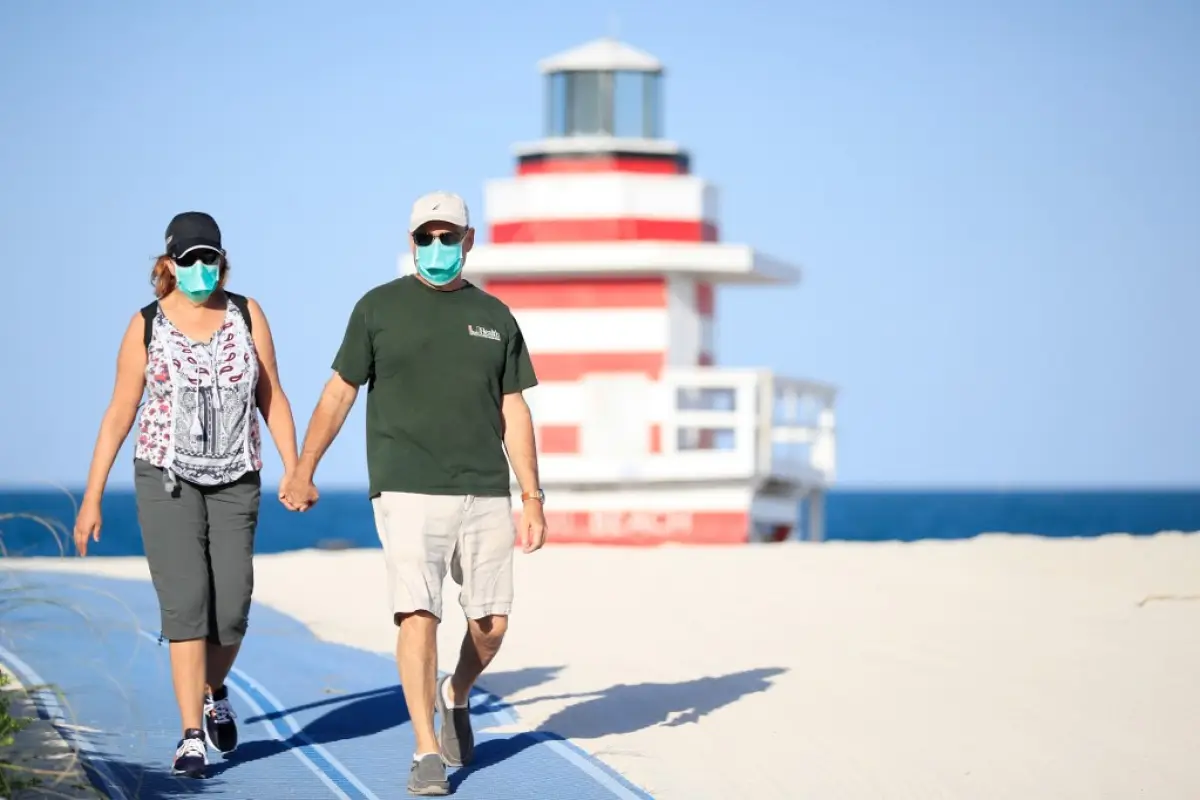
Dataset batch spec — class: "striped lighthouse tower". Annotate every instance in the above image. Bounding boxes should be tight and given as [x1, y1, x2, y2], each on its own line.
[402, 38, 839, 544]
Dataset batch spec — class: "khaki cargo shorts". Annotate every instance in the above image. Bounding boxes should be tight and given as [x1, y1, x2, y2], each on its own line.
[371, 492, 516, 621]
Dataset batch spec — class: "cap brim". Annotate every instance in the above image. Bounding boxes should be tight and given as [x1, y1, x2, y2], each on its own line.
[409, 215, 469, 234]
[169, 240, 222, 258]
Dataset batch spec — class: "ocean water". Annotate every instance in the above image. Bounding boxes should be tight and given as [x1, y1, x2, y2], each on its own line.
[1, 487, 1197, 558]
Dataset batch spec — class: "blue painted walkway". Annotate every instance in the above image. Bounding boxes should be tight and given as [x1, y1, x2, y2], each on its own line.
[0, 569, 652, 799]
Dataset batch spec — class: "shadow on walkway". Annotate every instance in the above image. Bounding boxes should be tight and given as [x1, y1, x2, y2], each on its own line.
[200, 664, 786, 794]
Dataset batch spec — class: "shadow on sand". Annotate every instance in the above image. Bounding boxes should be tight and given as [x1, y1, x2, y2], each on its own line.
[143, 664, 788, 793]
[449, 665, 786, 792]
[505, 666, 787, 738]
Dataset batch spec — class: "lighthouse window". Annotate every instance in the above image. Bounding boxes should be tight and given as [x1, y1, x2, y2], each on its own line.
[546, 72, 569, 137]
[613, 70, 644, 138]
[547, 69, 664, 138]
[566, 70, 605, 135]
[644, 72, 663, 138]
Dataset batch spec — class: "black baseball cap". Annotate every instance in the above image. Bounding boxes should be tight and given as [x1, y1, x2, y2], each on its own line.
[165, 211, 222, 258]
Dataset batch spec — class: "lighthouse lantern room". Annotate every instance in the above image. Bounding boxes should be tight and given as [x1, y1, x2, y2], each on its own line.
[401, 38, 838, 544]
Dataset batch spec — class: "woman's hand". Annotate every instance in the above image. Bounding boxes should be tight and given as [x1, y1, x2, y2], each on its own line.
[278, 471, 298, 511]
[279, 471, 319, 512]
[73, 499, 102, 556]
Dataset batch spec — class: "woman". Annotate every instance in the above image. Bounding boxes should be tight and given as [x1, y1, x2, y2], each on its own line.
[73, 211, 300, 778]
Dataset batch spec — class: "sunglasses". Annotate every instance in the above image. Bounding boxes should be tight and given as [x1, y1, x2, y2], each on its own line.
[413, 230, 465, 247]
[172, 250, 222, 267]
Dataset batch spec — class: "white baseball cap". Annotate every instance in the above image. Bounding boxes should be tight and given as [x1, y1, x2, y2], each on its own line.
[409, 191, 470, 233]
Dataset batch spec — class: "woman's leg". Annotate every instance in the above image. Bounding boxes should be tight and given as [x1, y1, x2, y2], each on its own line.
[168, 640, 207, 729]
[133, 460, 212, 762]
[201, 469, 261, 753]
[206, 641, 242, 691]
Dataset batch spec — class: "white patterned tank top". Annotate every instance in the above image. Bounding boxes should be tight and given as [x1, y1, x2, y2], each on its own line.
[134, 296, 263, 490]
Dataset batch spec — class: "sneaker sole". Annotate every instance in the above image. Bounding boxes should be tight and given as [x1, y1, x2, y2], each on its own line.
[407, 784, 449, 796]
[171, 765, 207, 779]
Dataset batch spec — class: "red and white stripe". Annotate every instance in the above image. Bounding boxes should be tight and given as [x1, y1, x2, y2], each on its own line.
[507, 486, 797, 545]
[483, 275, 715, 454]
[484, 276, 714, 373]
[484, 173, 719, 245]
[516, 155, 685, 177]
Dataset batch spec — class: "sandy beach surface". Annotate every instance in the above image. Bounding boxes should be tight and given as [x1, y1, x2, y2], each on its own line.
[5, 531, 1200, 799]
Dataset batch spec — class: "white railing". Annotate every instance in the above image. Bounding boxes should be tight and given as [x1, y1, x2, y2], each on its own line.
[759, 373, 838, 483]
[660, 368, 837, 485]
[530, 367, 837, 488]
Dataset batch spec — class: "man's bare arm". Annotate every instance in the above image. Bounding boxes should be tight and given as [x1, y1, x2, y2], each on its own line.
[501, 391, 540, 494]
[502, 391, 546, 552]
[295, 371, 360, 480]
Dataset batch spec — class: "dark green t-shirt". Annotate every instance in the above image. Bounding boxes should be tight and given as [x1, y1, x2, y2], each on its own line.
[330, 276, 538, 498]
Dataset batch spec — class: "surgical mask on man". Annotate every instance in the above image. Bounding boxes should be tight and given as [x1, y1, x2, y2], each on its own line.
[415, 240, 464, 286]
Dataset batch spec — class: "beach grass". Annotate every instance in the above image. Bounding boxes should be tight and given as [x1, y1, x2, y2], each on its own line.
[0, 511, 55, 797]
[0, 503, 104, 798]
[0, 479, 77, 560]
[0, 668, 37, 795]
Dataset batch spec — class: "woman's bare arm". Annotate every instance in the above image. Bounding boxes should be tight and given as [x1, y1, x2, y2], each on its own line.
[81, 313, 148, 507]
[248, 297, 299, 474]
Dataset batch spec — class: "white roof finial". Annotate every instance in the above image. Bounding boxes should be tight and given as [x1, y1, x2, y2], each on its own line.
[538, 37, 663, 74]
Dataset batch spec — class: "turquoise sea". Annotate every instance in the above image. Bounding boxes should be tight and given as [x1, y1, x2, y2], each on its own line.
[1, 487, 1197, 558]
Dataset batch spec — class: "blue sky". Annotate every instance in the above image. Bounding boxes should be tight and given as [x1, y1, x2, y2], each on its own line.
[1, 0, 1197, 489]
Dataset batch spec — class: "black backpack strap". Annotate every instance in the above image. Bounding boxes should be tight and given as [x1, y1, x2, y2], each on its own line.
[226, 291, 253, 337]
[139, 301, 158, 350]
[140, 294, 252, 350]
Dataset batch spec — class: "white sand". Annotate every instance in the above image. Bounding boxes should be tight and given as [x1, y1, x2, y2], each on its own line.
[7, 532, 1200, 799]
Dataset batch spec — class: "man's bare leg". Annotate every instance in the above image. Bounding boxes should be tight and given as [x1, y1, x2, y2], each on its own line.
[448, 615, 508, 704]
[396, 610, 440, 755]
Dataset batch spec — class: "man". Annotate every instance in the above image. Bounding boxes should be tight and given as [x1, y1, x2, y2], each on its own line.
[282, 191, 547, 796]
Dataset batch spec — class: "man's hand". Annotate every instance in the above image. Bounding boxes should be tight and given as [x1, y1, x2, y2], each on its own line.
[280, 471, 319, 512]
[73, 499, 102, 556]
[519, 498, 547, 553]
[281, 371, 358, 513]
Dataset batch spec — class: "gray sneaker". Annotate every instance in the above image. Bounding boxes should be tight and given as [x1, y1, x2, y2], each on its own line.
[407, 754, 449, 796]
[435, 675, 475, 767]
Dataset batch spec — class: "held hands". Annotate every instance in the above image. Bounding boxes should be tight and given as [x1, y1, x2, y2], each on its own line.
[279, 470, 319, 512]
[73, 499, 102, 557]
[519, 497, 547, 553]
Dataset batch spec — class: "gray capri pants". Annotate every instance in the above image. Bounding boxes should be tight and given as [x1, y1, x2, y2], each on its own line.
[133, 458, 261, 645]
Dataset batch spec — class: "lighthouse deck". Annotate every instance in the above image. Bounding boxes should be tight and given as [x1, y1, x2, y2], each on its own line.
[447, 241, 802, 284]
[521, 366, 837, 490]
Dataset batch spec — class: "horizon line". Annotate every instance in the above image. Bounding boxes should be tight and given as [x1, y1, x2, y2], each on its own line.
[2, 482, 1199, 495]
